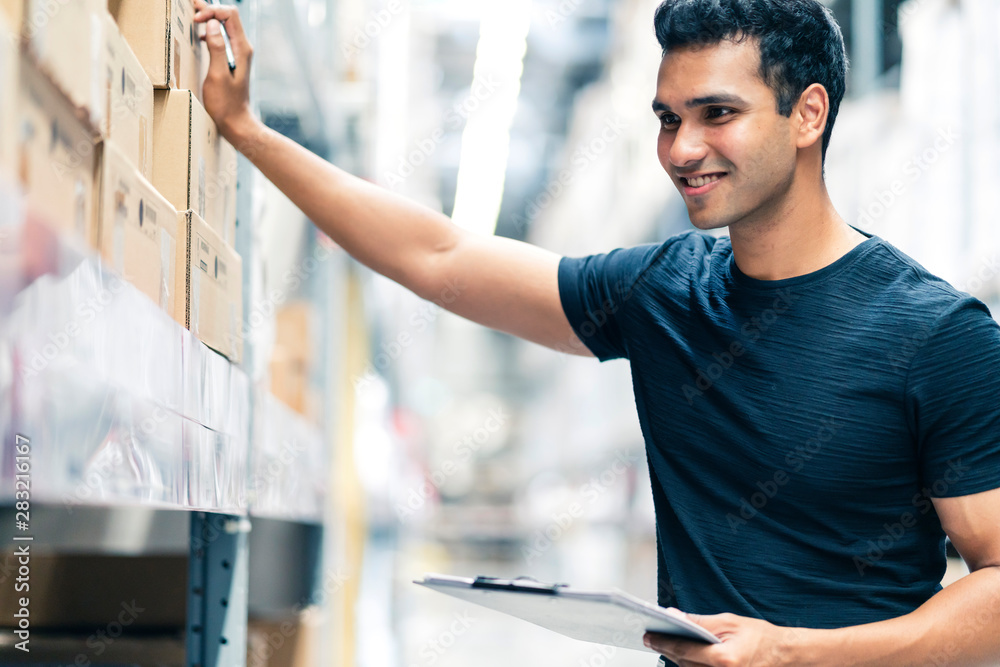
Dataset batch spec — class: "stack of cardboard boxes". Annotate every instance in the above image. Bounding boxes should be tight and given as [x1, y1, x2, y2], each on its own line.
[1, 0, 242, 363]
[270, 301, 320, 421]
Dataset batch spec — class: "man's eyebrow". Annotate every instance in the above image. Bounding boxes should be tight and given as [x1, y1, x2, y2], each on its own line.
[652, 93, 748, 113]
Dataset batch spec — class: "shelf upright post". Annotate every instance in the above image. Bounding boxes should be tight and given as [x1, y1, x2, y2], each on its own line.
[187, 1, 257, 665]
[187, 512, 251, 667]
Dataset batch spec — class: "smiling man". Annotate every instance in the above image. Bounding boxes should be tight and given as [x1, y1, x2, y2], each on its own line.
[192, 0, 1000, 663]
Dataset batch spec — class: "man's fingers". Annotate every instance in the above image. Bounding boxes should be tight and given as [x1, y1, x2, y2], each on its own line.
[645, 633, 717, 664]
[193, 3, 254, 78]
[192, 1, 249, 50]
[202, 18, 231, 78]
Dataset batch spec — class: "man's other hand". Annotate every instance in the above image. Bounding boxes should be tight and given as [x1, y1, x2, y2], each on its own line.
[644, 609, 799, 667]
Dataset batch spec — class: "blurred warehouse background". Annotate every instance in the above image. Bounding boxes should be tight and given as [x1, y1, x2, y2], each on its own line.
[1, 0, 997, 665]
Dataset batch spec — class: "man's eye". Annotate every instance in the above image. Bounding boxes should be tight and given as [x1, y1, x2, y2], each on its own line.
[659, 114, 679, 127]
[707, 107, 734, 120]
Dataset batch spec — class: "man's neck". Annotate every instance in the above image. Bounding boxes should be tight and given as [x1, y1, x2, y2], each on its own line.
[728, 190, 867, 282]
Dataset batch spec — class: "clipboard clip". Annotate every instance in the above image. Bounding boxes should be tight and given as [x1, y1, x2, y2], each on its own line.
[471, 576, 569, 595]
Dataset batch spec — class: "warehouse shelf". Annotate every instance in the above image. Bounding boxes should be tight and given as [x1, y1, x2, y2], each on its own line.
[249, 391, 327, 522]
[1, 0, 348, 661]
[1, 209, 330, 527]
[0, 209, 250, 514]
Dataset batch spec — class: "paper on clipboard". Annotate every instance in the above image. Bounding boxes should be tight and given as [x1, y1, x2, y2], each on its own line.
[414, 574, 720, 653]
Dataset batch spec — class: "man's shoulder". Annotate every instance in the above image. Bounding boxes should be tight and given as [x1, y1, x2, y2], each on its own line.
[611, 230, 725, 278]
[863, 237, 980, 315]
[597, 231, 722, 299]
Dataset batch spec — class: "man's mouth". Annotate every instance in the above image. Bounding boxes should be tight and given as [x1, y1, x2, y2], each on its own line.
[680, 173, 726, 188]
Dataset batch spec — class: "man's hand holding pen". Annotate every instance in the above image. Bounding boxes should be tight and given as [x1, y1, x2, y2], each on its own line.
[193, 0, 255, 144]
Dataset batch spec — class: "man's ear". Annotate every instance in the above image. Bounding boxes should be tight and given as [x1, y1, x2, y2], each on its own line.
[794, 83, 829, 150]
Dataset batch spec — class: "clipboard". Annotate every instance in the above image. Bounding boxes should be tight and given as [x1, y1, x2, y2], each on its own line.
[414, 573, 720, 652]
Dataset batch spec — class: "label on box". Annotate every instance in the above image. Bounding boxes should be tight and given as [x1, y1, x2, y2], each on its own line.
[197, 233, 211, 274]
[122, 68, 137, 114]
[216, 253, 228, 289]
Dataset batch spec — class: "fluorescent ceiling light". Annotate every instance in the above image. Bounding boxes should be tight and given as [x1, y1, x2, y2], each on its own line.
[451, 0, 532, 236]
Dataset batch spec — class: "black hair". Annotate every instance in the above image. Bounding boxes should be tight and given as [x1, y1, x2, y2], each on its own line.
[653, 0, 848, 164]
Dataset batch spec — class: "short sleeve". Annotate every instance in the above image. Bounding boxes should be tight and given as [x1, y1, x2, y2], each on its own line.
[907, 297, 1000, 496]
[557, 243, 663, 361]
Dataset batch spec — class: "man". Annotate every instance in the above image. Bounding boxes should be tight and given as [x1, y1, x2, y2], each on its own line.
[193, 0, 1000, 663]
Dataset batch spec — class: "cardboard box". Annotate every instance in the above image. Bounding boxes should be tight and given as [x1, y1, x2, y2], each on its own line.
[175, 210, 242, 362]
[0, 553, 188, 629]
[102, 13, 154, 180]
[0, 9, 17, 179]
[24, 0, 106, 130]
[17, 54, 99, 246]
[154, 89, 237, 245]
[98, 140, 178, 313]
[270, 351, 310, 416]
[0, 0, 24, 34]
[109, 0, 204, 100]
[0, 635, 186, 664]
[0, 0, 22, 35]
[247, 608, 323, 667]
[275, 302, 315, 362]
[270, 302, 316, 416]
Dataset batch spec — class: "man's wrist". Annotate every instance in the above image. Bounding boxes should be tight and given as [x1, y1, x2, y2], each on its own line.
[777, 626, 824, 667]
[219, 111, 264, 153]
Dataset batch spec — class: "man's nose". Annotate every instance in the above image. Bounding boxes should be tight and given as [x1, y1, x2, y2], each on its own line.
[668, 123, 708, 168]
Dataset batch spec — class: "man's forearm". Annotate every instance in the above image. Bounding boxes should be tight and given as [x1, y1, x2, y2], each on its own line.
[223, 113, 461, 298]
[789, 566, 1000, 666]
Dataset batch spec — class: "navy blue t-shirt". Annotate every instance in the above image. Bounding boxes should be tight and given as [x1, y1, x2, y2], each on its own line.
[558, 230, 1000, 629]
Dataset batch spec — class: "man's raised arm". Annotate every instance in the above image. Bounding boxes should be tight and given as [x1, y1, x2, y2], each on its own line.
[192, 0, 591, 357]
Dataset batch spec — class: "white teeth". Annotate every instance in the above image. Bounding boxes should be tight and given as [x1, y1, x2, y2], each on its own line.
[685, 174, 722, 188]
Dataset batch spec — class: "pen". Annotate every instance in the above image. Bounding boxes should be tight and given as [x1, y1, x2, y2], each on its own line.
[209, 0, 237, 72]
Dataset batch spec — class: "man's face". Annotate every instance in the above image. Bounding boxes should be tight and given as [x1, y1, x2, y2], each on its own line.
[653, 39, 798, 230]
